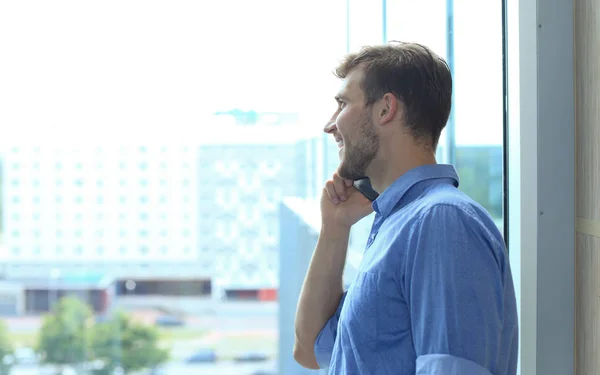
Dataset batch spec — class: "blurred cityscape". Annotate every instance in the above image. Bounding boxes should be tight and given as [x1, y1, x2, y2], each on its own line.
[0, 0, 504, 374]
[0, 110, 503, 375]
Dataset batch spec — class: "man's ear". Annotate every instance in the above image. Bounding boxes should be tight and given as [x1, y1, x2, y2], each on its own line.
[378, 93, 399, 125]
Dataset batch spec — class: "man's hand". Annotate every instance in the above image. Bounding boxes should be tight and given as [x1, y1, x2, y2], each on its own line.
[321, 172, 374, 229]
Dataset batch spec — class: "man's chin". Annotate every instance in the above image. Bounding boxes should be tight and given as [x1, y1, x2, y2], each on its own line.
[337, 164, 362, 181]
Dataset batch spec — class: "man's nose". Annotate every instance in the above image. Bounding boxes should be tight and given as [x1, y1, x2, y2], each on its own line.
[323, 119, 336, 134]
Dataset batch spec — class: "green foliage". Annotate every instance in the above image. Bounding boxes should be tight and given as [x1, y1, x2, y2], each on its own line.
[90, 311, 169, 375]
[0, 320, 13, 375]
[36, 296, 93, 367]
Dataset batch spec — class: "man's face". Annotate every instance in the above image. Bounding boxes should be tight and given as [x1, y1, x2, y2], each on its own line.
[324, 69, 380, 180]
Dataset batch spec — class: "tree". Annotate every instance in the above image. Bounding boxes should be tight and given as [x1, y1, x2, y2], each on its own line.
[91, 311, 169, 375]
[37, 296, 93, 373]
[0, 320, 14, 375]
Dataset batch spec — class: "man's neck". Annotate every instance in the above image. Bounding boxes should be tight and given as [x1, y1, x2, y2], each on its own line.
[367, 148, 437, 194]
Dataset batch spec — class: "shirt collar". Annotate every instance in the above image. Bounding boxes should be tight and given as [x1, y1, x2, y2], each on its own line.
[372, 164, 459, 218]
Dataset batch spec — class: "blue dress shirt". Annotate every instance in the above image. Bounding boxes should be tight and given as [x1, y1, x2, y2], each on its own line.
[314, 164, 518, 375]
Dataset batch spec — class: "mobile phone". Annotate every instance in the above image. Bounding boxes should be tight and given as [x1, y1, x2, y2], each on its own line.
[353, 177, 379, 202]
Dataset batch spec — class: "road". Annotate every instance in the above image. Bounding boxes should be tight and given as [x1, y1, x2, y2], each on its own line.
[9, 360, 278, 375]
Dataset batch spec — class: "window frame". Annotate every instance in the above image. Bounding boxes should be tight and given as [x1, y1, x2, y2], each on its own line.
[506, 0, 575, 374]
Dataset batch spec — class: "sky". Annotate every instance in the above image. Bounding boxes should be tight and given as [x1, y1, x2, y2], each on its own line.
[0, 0, 503, 146]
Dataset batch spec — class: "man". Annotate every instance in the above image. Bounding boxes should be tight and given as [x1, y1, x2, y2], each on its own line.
[293, 42, 518, 374]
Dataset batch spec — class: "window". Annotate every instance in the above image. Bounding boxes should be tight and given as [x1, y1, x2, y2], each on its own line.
[0, 2, 507, 375]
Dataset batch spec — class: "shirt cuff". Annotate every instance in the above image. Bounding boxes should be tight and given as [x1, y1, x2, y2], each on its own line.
[416, 354, 493, 375]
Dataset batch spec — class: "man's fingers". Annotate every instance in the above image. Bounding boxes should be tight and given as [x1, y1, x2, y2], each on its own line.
[332, 173, 348, 201]
[324, 180, 340, 204]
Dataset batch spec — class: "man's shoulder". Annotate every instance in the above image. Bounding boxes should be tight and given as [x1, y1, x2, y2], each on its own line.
[400, 184, 503, 240]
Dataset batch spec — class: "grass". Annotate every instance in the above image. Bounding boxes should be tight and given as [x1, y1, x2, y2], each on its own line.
[10, 331, 37, 347]
[9, 326, 277, 361]
[156, 327, 207, 341]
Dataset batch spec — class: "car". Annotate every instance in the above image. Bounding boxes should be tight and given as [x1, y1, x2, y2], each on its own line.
[154, 315, 185, 327]
[184, 349, 217, 364]
[233, 351, 269, 363]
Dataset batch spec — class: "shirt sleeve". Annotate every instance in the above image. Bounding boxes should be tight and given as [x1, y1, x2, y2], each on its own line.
[313, 291, 347, 368]
[404, 204, 507, 375]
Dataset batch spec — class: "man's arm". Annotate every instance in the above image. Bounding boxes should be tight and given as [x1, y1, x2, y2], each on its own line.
[405, 204, 518, 375]
[293, 224, 350, 369]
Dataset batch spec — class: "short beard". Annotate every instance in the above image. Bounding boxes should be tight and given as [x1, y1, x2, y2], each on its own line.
[337, 109, 379, 181]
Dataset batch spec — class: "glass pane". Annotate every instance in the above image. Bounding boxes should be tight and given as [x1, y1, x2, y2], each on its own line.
[452, 0, 505, 232]
[0, 1, 505, 374]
